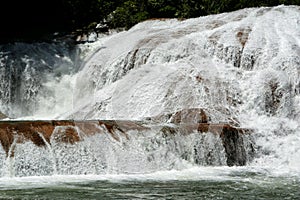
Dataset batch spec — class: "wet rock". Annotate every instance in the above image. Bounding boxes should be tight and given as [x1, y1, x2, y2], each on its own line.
[145, 108, 210, 124]
[0, 112, 8, 119]
[221, 125, 247, 166]
[170, 108, 209, 124]
[0, 119, 254, 167]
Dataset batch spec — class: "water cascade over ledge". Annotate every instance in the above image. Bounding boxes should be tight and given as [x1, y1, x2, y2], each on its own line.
[0, 5, 299, 179]
[0, 118, 254, 177]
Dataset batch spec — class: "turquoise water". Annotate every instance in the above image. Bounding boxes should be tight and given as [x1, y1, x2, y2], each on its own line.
[0, 167, 299, 200]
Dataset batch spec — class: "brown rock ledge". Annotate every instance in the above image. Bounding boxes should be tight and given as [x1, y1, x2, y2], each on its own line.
[0, 120, 253, 166]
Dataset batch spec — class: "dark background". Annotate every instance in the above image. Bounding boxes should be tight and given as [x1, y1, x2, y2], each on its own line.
[0, 1, 68, 42]
[1, 0, 299, 43]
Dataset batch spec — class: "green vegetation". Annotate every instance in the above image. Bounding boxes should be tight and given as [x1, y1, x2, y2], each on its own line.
[62, 0, 300, 31]
[0, 0, 299, 43]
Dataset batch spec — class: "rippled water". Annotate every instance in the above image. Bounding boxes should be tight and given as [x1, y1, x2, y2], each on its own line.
[0, 167, 299, 200]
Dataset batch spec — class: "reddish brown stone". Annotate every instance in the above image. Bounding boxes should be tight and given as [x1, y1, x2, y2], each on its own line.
[170, 108, 209, 124]
[236, 27, 251, 47]
[73, 121, 101, 136]
[0, 119, 253, 166]
[0, 120, 83, 156]
[52, 126, 80, 144]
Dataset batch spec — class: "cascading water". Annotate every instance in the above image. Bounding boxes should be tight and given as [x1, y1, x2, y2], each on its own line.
[67, 5, 300, 176]
[1, 126, 223, 177]
[0, 39, 82, 119]
[0, 119, 254, 177]
[0, 5, 299, 199]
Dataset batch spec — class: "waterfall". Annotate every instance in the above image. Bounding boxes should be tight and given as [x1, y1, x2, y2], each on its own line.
[0, 120, 254, 177]
[0, 39, 81, 118]
[0, 5, 299, 177]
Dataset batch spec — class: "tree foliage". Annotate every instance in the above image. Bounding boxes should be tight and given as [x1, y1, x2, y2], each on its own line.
[106, 0, 300, 29]
[0, 0, 299, 42]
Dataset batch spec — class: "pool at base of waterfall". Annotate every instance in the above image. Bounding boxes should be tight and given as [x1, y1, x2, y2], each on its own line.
[0, 167, 299, 200]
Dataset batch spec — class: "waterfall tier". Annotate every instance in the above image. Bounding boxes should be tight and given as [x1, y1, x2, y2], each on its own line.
[0, 5, 299, 177]
[0, 118, 253, 177]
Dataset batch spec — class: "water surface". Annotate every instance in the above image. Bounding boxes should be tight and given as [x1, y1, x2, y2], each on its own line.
[1, 167, 299, 199]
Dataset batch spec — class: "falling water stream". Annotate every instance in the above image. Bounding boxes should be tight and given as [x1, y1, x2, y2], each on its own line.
[0, 5, 299, 199]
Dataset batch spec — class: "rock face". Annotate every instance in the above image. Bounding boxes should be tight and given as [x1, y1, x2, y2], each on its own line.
[0, 120, 144, 156]
[0, 119, 253, 167]
[0, 112, 7, 119]
[170, 108, 208, 124]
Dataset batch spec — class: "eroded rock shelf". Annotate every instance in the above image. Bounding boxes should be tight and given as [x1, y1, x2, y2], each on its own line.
[0, 120, 253, 166]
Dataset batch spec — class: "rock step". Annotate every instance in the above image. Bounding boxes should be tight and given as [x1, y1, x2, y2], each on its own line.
[0, 120, 253, 166]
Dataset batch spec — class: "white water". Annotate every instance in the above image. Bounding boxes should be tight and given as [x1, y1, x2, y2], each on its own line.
[0, 166, 281, 189]
[0, 5, 299, 181]
[0, 40, 81, 118]
[68, 5, 300, 176]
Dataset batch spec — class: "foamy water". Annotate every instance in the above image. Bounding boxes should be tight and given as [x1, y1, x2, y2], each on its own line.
[0, 165, 297, 188]
[0, 6, 299, 191]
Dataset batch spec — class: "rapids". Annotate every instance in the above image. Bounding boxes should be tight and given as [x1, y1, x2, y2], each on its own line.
[0, 5, 299, 179]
